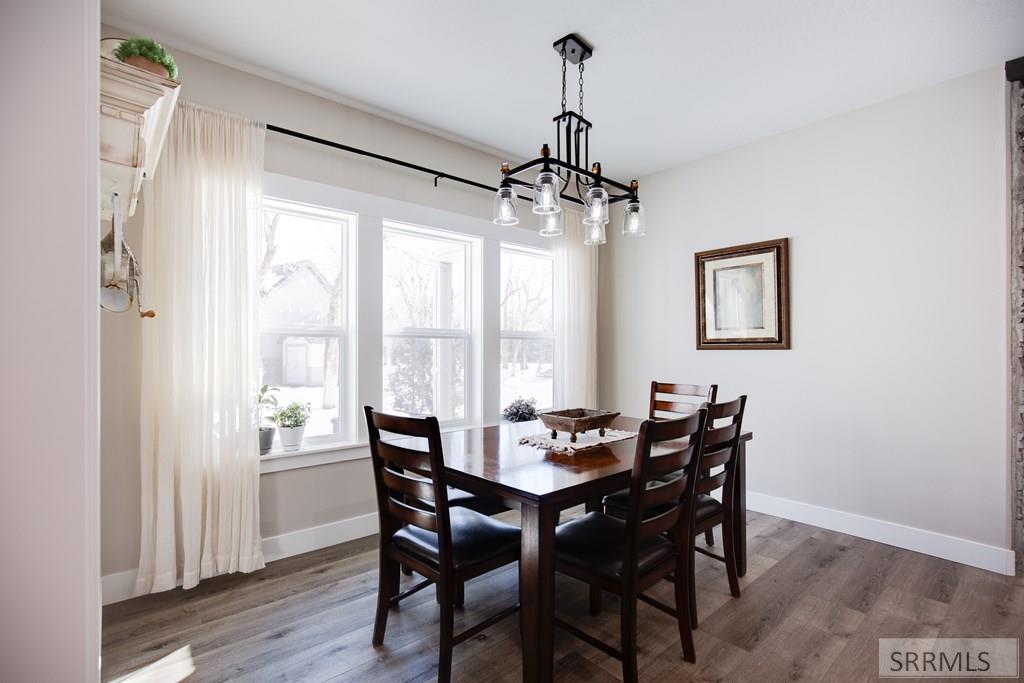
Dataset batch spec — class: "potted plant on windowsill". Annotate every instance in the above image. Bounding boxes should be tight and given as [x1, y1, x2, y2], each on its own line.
[257, 384, 279, 455]
[112, 37, 179, 81]
[274, 402, 311, 452]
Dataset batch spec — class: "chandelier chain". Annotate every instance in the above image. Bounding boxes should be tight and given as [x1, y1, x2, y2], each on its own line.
[560, 49, 567, 114]
[578, 62, 585, 118]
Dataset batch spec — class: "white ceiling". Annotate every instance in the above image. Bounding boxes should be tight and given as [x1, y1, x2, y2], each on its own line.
[103, 0, 1024, 177]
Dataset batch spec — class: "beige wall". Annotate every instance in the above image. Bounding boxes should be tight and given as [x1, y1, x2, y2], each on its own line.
[100, 25, 514, 576]
[599, 68, 1010, 557]
[2, 1, 101, 679]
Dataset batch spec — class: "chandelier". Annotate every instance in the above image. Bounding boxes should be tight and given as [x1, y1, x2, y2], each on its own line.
[492, 33, 646, 245]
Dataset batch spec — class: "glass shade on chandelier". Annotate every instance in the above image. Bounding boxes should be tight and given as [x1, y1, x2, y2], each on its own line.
[492, 185, 519, 226]
[622, 198, 646, 236]
[538, 210, 564, 237]
[583, 185, 609, 227]
[532, 171, 563, 215]
[583, 219, 607, 246]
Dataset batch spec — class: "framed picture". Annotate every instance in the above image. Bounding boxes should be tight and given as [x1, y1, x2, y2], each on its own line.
[694, 238, 790, 349]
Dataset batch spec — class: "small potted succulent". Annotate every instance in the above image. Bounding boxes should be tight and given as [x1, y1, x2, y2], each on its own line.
[257, 384, 279, 455]
[502, 397, 539, 423]
[274, 402, 311, 451]
[112, 37, 178, 80]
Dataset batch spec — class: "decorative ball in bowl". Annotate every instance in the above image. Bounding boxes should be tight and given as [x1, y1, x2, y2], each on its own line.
[538, 409, 621, 443]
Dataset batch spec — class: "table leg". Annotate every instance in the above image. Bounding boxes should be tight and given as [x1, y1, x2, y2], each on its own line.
[519, 502, 557, 683]
[734, 440, 747, 577]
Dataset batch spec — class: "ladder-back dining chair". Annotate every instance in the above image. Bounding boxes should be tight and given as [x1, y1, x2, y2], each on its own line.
[552, 411, 709, 680]
[607, 381, 719, 545]
[364, 407, 521, 683]
[649, 381, 718, 420]
[687, 395, 747, 627]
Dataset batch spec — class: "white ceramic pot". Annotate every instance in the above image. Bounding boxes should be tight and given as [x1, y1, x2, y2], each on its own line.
[278, 425, 306, 451]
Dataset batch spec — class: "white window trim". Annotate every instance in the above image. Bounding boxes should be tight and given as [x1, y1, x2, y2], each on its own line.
[259, 172, 553, 474]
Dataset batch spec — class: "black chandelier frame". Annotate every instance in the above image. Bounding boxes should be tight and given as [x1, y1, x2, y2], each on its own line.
[497, 33, 640, 208]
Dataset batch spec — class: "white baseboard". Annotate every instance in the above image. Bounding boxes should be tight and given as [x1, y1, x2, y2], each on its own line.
[261, 512, 379, 563]
[102, 512, 380, 605]
[104, 493, 1015, 605]
[102, 568, 143, 606]
[746, 490, 1016, 576]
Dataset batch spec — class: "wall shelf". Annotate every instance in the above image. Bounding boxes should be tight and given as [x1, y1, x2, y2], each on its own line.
[100, 55, 179, 219]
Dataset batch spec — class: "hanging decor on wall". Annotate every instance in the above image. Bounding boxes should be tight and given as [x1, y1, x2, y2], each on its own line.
[694, 238, 790, 349]
[491, 33, 646, 245]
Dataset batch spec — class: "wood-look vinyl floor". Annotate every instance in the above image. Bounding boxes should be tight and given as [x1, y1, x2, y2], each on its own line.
[102, 510, 1024, 682]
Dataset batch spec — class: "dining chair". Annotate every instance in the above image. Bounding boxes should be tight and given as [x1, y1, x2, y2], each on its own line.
[552, 411, 708, 680]
[612, 381, 718, 545]
[364, 407, 521, 683]
[687, 395, 747, 627]
[649, 381, 718, 420]
[600, 396, 748, 627]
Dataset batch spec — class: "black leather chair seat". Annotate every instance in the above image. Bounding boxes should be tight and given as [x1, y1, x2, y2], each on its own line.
[694, 494, 722, 524]
[446, 487, 511, 516]
[601, 475, 681, 518]
[604, 488, 721, 527]
[392, 507, 520, 570]
[555, 512, 674, 581]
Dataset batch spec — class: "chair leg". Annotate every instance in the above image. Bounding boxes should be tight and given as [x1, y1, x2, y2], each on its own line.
[589, 584, 603, 615]
[438, 596, 454, 683]
[454, 580, 465, 607]
[674, 557, 696, 663]
[721, 517, 741, 598]
[372, 553, 400, 647]
[620, 591, 639, 683]
[704, 528, 714, 546]
[401, 563, 413, 576]
[688, 534, 698, 629]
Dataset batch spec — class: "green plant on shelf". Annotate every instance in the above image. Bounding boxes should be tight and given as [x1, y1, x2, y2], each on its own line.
[113, 37, 178, 79]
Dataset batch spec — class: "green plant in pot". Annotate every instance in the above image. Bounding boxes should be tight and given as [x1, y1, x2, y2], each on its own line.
[257, 384, 279, 455]
[274, 401, 311, 452]
[113, 37, 178, 80]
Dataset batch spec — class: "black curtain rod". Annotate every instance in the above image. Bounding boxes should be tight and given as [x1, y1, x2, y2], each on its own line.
[266, 123, 502, 195]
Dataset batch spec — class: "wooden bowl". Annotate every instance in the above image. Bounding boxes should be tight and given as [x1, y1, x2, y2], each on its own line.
[538, 409, 620, 443]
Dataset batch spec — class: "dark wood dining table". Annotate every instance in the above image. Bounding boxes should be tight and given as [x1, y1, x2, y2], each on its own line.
[392, 415, 753, 683]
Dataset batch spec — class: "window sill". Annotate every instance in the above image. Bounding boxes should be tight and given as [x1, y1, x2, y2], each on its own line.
[258, 420, 508, 474]
[259, 440, 370, 474]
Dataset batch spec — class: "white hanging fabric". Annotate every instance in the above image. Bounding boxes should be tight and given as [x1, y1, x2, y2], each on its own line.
[135, 101, 266, 593]
[553, 209, 599, 409]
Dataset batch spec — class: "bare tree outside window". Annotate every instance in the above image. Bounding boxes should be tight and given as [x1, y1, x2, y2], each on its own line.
[500, 246, 554, 410]
[382, 227, 470, 421]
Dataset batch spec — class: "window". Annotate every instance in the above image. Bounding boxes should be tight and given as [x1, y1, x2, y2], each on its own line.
[500, 245, 554, 410]
[382, 224, 473, 422]
[259, 198, 353, 443]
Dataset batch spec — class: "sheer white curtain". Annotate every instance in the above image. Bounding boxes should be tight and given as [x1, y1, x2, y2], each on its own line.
[135, 102, 266, 593]
[553, 209, 599, 408]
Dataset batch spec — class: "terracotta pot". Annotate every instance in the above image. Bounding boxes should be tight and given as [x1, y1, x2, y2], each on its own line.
[123, 54, 170, 79]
